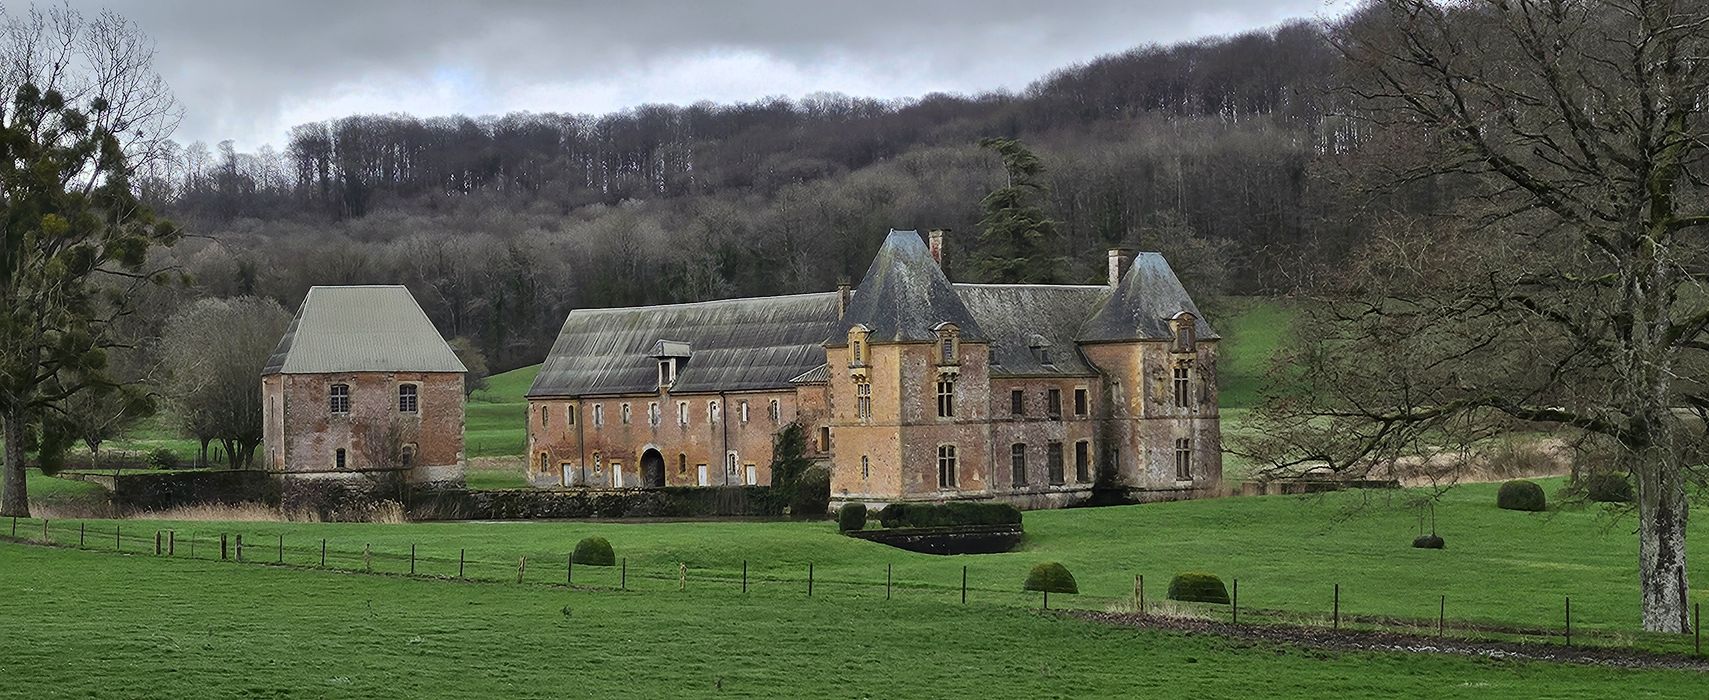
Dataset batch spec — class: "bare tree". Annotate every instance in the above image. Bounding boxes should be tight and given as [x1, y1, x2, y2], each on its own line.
[160, 297, 291, 469]
[1245, 0, 1709, 633]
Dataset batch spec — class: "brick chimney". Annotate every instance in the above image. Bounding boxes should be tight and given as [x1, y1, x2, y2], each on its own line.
[928, 229, 949, 269]
[1107, 248, 1133, 287]
[837, 282, 852, 318]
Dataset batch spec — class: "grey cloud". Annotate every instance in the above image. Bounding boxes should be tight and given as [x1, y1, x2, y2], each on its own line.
[51, 0, 1332, 148]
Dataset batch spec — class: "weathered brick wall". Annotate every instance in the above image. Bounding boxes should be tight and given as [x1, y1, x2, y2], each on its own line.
[987, 377, 1100, 493]
[264, 371, 465, 484]
[525, 385, 825, 489]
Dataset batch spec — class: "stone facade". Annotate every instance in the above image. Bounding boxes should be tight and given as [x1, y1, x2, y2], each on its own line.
[263, 371, 466, 484]
[524, 230, 1223, 511]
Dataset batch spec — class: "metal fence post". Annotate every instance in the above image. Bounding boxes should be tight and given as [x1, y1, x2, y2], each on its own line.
[961, 566, 967, 604]
[886, 563, 891, 600]
[1439, 595, 1445, 638]
[807, 562, 813, 597]
[278, 534, 283, 564]
[1333, 583, 1340, 631]
[410, 544, 416, 575]
[621, 558, 627, 590]
[458, 548, 465, 578]
[741, 560, 748, 594]
[1139, 574, 1145, 614]
[1565, 596, 1572, 647]
[1232, 578, 1239, 625]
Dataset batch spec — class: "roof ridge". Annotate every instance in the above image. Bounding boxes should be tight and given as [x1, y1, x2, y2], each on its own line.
[569, 290, 838, 315]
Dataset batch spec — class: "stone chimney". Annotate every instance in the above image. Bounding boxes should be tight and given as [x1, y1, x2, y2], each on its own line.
[837, 282, 852, 318]
[1107, 248, 1133, 287]
[928, 229, 949, 269]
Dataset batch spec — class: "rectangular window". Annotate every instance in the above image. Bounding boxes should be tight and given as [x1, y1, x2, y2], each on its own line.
[329, 384, 350, 415]
[739, 400, 749, 423]
[593, 404, 604, 427]
[677, 402, 689, 426]
[818, 426, 831, 453]
[648, 402, 661, 426]
[1047, 388, 1062, 419]
[1011, 443, 1028, 486]
[1047, 442, 1065, 485]
[1074, 387, 1088, 416]
[861, 455, 870, 480]
[621, 403, 631, 425]
[856, 382, 872, 419]
[769, 399, 781, 423]
[335, 448, 347, 469]
[1175, 438, 1193, 480]
[678, 453, 687, 474]
[1010, 389, 1024, 416]
[1075, 441, 1091, 482]
[938, 444, 958, 488]
[397, 384, 418, 414]
[659, 359, 675, 386]
[936, 380, 955, 418]
[1174, 366, 1191, 409]
[852, 340, 865, 367]
[941, 338, 955, 364]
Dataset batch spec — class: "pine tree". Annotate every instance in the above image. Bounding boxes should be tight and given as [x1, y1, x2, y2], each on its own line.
[974, 137, 1065, 283]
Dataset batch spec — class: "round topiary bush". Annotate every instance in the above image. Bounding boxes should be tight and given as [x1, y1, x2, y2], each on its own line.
[1584, 472, 1634, 504]
[1167, 572, 1230, 604]
[1022, 562, 1078, 594]
[1497, 479, 1547, 512]
[790, 465, 832, 519]
[837, 502, 868, 532]
[571, 536, 615, 566]
[1412, 534, 1445, 549]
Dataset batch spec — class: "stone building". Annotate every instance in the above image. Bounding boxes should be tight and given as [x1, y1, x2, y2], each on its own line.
[262, 285, 467, 485]
[525, 230, 1220, 508]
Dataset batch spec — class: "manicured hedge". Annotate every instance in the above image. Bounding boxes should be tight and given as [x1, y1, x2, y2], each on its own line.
[1167, 572, 1230, 604]
[837, 502, 868, 532]
[1584, 472, 1634, 504]
[1497, 479, 1547, 512]
[877, 501, 1023, 529]
[572, 536, 615, 566]
[1023, 562, 1078, 594]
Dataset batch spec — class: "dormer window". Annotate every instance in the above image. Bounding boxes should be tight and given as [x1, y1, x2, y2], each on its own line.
[650, 340, 691, 389]
[1027, 334, 1052, 366]
[659, 359, 676, 387]
[847, 324, 871, 371]
[1170, 312, 1197, 353]
[933, 322, 960, 367]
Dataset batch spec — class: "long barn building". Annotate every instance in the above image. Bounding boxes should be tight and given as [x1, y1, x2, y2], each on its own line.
[525, 230, 1220, 508]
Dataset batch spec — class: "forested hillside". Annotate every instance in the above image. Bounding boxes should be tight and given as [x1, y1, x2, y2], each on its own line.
[137, 20, 1392, 371]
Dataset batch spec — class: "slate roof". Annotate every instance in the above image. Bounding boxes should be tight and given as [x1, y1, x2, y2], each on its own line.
[263, 286, 466, 375]
[1078, 252, 1219, 342]
[841, 230, 985, 342]
[954, 284, 1110, 377]
[526, 292, 841, 398]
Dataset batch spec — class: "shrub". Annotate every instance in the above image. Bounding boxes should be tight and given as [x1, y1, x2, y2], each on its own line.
[1167, 572, 1230, 604]
[837, 502, 868, 532]
[572, 536, 615, 566]
[1023, 562, 1078, 594]
[149, 448, 179, 470]
[1583, 472, 1634, 504]
[1497, 479, 1547, 512]
[790, 465, 831, 519]
[877, 501, 1023, 529]
[1411, 534, 1445, 549]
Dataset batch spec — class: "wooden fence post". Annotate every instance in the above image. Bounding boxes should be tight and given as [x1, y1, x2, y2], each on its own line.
[1232, 579, 1239, 625]
[1139, 574, 1145, 615]
[168, 530, 176, 556]
[410, 544, 417, 575]
[458, 548, 465, 578]
[567, 554, 573, 586]
[1439, 595, 1445, 638]
[1565, 596, 1572, 647]
[961, 566, 967, 604]
[885, 563, 891, 600]
[517, 557, 527, 584]
[115, 526, 121, 551]
[621, 558, 627, 590]
[220, 533, 228, 560]
[154, 531, 161, 555]
[321, 539, 327, 568]
[679, 563, 686, 591]
[1333, 583, 1340, 631]
[742, 560, 748, 594]
[1043, 590, 1049, 610]
[42, 519, 48, 543]
[79, 522, 85, 547]
[235, 534, 244, 562]
[278, 534, 283, 564]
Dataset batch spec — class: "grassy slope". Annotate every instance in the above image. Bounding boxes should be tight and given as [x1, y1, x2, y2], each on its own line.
[2, 542, 1699, 699]
[34, 480, 1708, 645]
[466, 364, 537, 460]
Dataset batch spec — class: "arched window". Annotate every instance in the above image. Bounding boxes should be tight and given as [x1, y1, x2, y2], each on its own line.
[937, 445, 958, 488]
[329, 384, 350, 415]
[398, 384, 418, 414]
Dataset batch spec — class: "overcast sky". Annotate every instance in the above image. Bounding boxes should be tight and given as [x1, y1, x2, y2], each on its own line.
[58, 0, 1338, 150]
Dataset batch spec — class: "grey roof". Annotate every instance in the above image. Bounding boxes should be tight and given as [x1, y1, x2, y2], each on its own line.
[526, 292, 841, 398]
[263, 286, 466, 375]
[841, 230, 985, 342]
[955, 284, 1109, 377]
[1079, 252, 1219, 342]
[790, 364, 830, 384]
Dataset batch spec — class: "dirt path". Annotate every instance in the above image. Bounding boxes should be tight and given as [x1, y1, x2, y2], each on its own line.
[1072, 610, 1709, 672]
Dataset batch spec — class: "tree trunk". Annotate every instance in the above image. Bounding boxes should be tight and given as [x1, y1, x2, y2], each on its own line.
[1, 404, 30, 518]
[1636, 448, 1691, 633]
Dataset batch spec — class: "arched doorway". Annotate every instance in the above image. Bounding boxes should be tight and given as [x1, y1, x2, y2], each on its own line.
[640, 448, 666, 488]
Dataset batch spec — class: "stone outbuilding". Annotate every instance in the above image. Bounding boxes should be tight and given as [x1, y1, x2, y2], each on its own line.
[261, 285, 467, 485]
[525, 229, 1221, 509]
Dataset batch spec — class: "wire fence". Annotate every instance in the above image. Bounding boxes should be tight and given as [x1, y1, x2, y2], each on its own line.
[3, 514, 1703, 659]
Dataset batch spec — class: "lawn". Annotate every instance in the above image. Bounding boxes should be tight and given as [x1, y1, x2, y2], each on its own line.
[1, 542, 1701, 698]
[465, 364, 536, 459]
[17, 479, 1707, 651]
[1215, 296, 1295, 410]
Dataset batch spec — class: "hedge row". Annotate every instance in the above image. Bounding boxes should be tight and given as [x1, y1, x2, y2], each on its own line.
[407, 486, 788, 520]
[876, 501, 1023, 529]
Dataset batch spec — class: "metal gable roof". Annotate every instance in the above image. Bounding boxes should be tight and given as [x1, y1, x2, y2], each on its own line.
[526, 292, 841, 398]
[263, 285, 466, 375]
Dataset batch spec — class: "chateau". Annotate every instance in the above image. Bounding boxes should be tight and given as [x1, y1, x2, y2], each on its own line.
[525, 230, 1220, 508]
